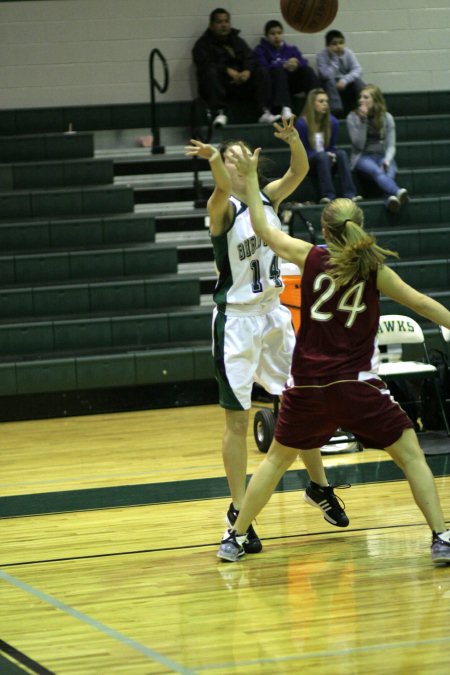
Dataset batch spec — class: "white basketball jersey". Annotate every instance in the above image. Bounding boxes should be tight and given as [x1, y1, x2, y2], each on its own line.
[212, 193, 284, 311]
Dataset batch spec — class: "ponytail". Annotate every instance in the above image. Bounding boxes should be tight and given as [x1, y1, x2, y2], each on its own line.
[322, 199, 398, 286]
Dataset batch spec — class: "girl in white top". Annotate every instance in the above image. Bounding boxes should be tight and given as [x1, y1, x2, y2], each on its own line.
[185, 118, 346, 551]
[212, 189, 284, 310]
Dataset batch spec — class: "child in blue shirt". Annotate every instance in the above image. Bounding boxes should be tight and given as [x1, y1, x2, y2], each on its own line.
[254, 20, 319, 119]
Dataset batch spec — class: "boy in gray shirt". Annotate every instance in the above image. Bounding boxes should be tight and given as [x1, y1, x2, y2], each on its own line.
[316, 30, 365, 116]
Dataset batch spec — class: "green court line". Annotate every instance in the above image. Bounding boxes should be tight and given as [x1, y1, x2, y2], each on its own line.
[1, 455, 449, 519]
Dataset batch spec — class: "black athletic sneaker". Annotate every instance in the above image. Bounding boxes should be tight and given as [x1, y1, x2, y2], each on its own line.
[226, 502, 262, 553]
[304, 482, 350, 527]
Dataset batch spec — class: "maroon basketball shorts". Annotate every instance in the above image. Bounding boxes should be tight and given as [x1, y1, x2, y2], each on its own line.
[275, 378, 414, 450]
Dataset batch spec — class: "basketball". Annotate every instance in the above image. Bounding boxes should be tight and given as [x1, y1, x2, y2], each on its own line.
[280, 0, 338, 33]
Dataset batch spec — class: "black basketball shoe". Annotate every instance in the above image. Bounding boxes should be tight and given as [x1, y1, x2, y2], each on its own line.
[304, 482, 350, 527]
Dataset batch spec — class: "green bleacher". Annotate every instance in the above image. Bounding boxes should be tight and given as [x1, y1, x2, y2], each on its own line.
[0, 91, 449, 418]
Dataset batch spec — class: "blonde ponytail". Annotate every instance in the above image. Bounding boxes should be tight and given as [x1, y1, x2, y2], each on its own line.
[322, 199, 398, 286]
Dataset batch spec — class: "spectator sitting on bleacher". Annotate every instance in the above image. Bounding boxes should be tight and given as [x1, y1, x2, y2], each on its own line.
[192, 8, 280, 128]
[346, 84, 409, 213]
[316, 30, 365, 117]
[254, 20, 320, 120]
[295, 88, 361, 204]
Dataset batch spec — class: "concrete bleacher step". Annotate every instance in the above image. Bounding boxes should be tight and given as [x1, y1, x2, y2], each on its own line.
[134, 201, 199, 216]
[0, 305, 213, 360]
[112, 148, 450, 209]
[261, 140, 450, 174]
[150, 196, 449, 236]
[110, 140, 450, 181]
[193, 271, 450, 316]
[1, 91, 448, 138]
[0, 185, 134, 220]
[129, 166, 450, 207]
[177, 239, 214, 264]
[113, 154, 208, 177]
[372, 226, 450, 258]
[0, 132, 94, 162]
[0, 213, 155, 251]
[0, 274, 201, 320]
[133, 183, 210, 206]
[0, 342, 214, 398]
[290, 196, 450, 229]
[0, 243, 178, 284]
[173, 221, 450, 298]
[190, 91, 450, 126]
[210, 114, 450, 149]
[151, 203, 449, 273]
[390, 258, 450, 288]
[177, 263, 216, 296]
[291, 166, 450, 202]
[154, 210, 206, 233]
[383, 91, 450, 116]
[0, 157, 114, 191]
[401, 167, 450, 197]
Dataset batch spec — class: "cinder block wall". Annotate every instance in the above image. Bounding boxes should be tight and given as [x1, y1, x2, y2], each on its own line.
[1, 0, 449, 109]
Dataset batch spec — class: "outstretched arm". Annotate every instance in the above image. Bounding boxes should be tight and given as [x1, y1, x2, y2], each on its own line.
[377, 266, 450, 329]
[264, 116, 309, 210]
[185, 139, 231, 235]
[228, 144, 313, 269]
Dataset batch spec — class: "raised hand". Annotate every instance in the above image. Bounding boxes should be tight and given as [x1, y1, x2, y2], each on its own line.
[226, 143, 261, 176]
[184, 139, 219, 161]
[273, 115, 299, 145]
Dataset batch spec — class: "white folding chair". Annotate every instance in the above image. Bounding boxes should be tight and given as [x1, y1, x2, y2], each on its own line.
[440, 325, 450, 349]
[377, 314, 450, 436]
[439, 325, 450, 418]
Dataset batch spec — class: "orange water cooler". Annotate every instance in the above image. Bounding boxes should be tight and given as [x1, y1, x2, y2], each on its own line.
[280, 262, 301, 333]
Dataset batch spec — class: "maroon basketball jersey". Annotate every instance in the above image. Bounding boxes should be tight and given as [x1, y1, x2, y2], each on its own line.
[290, 246, 380, 383]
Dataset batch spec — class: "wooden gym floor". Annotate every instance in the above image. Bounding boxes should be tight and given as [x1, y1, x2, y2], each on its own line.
[1, 404, 449, 674]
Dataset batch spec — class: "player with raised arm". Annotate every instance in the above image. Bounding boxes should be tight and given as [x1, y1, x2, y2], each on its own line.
[185, 118, 350, 553]
[217, 143, 450, 565]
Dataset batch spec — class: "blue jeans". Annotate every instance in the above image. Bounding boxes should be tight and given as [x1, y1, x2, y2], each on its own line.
[354, 153, 399, 206]
[309, 149, 357, 200]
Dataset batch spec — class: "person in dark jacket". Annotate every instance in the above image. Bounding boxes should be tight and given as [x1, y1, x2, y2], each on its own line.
[192, 8, 280, 128]
[254, 20, 320, 120]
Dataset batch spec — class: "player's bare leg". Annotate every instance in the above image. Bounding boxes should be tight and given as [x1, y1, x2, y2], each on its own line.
[221, 409, 263, 554]
[385, 428, 450, 564]
[232, 439, 298, 533]
[222, 409, 249, 510]
[217, 439, 297, 561]
[385, 428, 446, 532]
[299, 447, 328, 485]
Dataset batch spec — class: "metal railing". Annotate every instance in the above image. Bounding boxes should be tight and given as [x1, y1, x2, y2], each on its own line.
[149, 48, 169, 154]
